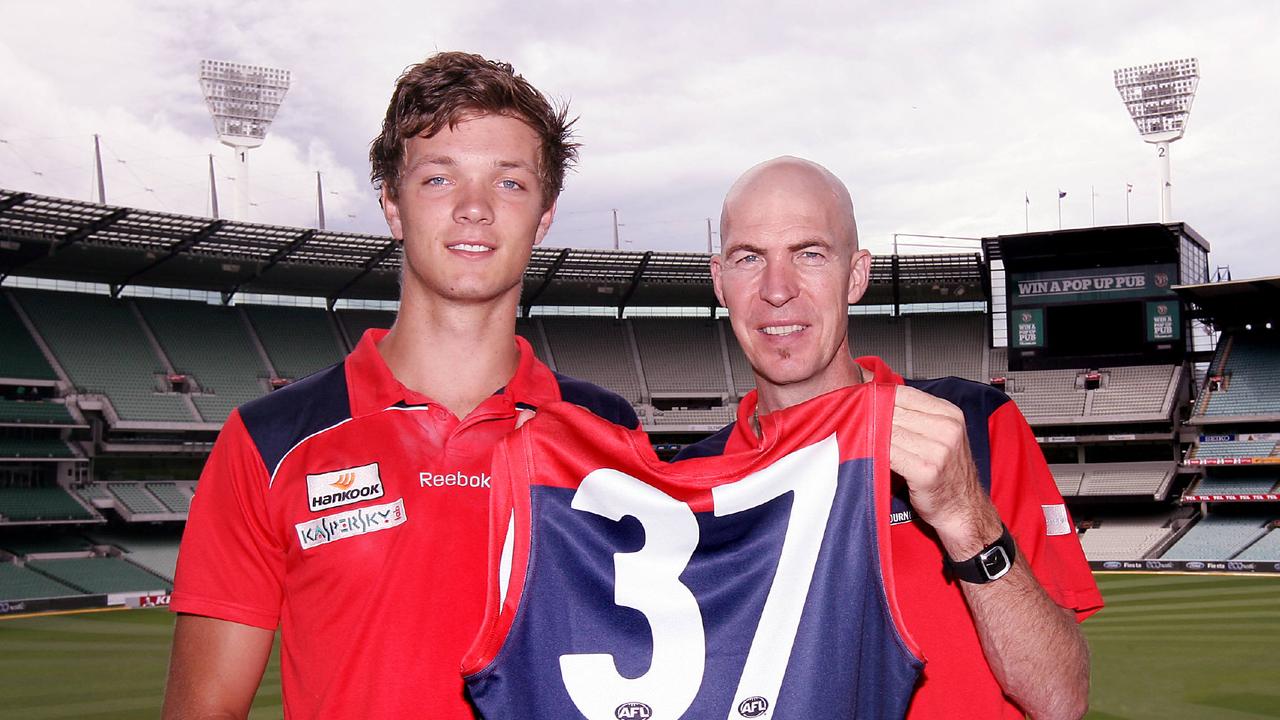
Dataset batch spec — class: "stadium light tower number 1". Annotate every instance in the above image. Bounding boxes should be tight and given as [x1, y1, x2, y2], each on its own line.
[1113, 58, 1199, 224]
[199, 60, 292, 222]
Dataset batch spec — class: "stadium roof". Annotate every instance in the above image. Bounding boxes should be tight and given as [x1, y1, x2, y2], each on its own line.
[983, 223, 1208, 270]
[1173, 275, 1280, 326]
[0, 188, 986, 310]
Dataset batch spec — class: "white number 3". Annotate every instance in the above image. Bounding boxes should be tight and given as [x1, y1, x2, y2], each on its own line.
[560, 434, 840, 720]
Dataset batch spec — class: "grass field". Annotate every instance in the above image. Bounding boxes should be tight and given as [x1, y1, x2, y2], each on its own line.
[0, 573, 1278, 718]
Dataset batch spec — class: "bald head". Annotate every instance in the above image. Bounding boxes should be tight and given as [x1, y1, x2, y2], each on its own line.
[720, 156, 859, 252]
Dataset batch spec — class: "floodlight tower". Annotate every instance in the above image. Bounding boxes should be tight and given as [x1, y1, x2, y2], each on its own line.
[1113, 58, 1199, 223]
[199, 60, 291, 221]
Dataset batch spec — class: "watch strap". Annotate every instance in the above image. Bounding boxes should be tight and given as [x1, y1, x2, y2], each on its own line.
[944, 523, 1017, 584]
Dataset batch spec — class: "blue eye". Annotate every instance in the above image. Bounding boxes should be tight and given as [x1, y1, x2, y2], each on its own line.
[424, 176, 448, 186]
[498, 179, 523, 190]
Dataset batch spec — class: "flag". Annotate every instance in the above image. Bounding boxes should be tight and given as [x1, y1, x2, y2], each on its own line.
[1025, 192, 1030, 205]
[1126, 183, 1133, 193]
[1058, 190, 1067, 199]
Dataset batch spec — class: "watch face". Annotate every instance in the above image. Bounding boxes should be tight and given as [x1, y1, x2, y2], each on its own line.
[980, 546, 1012, 580]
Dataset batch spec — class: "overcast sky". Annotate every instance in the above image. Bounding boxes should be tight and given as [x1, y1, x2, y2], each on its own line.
[1, 1, 1277, 279]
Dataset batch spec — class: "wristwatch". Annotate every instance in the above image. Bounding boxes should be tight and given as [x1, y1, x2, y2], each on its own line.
[944, 524, 1017, 584]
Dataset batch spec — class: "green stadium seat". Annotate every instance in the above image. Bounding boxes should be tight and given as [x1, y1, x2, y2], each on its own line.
[0, 563, 82, 601]
[0, 486, 94, 521]
[244, 305, 344, 380]
[0, 293, 58, 381]
[0, 399, 77, 425]
[0, 437, 74, 459]
[26, 556, 171, 594]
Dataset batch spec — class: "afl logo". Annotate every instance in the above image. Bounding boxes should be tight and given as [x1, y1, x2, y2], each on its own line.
[1020, 312, 1033, 323]
[1154, 272, 1169, 288]
[738, 696, 770, 717]
[1156, 304, 1168, 315]
[615, 702, 652, 719]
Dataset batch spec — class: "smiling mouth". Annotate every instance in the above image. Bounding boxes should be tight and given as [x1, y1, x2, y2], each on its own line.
[760, 324, 806, 336]
[448, 243, 493, 253]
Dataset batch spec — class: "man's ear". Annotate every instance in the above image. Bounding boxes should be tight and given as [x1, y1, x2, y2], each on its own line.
[533, 199, 557, 246]
[710, 254, 727, 308]
[381, 184, 404, 242]
[847, 249, 872, 304]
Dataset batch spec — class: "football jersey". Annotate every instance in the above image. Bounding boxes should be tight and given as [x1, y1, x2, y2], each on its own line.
[463, 382, 921, 720]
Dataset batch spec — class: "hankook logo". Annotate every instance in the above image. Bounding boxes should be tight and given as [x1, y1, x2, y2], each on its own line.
[306, 463, 383, 512]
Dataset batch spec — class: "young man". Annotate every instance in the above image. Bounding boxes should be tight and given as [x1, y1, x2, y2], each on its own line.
[678, 156, 1103, 719]
[163, 52, 635, 719]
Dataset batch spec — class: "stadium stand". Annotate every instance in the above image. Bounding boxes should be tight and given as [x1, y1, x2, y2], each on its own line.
[516, 317, 553, 365]
[1235, 528, 1280, 561]
[145, 482, 191, 513]
[136, 298, 266, 423]
[724, 321, 756, 397]
[106, 483, 167, 516]
[85, 528, 182, 581]
[26, 556, 171, 594]
[849, 315, 908, 372]
[651, 407, 736, 427]
[1198, 330, 1280, 417]
[1190, 438, 1279, 461]
[0, 294, 58, 381]
[1090, 365, 1178, 416]
[243, 304, 344, 380]
[337, 309, 395, 347]
[0, 400, 77, 425]
[1005, 369, 1086, 419]
[0, 563, 80, 601]
[0, 534, 91, 555]
[0, 486, 94, 522]
[1161, 514, 1273, 561]
[0, 437, 75, 459]
[1190, 472, 1279, 496]
[541, 317, 644, 402]
[1078, 515, 1175, 561]
[909, 312, 986, 381]
[1051, 462, 1176, 498]
[14, 290, 196, 423]
[632, 318, 728, 395]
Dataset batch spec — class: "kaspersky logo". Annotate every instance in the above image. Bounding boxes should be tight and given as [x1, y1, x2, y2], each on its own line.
[306, 463, 383, 512]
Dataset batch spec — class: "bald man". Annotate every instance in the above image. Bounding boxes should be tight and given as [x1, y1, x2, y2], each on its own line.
[676, 157, 1102, 719]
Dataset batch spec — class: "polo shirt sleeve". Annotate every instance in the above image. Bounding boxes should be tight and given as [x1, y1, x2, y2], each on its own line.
[986, 401, 1104, 621]
[170, 410, 284, 630]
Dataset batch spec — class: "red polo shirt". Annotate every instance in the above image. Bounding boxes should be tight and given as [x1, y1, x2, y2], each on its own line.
[172, 329, 635, 719]
[674, 357, 1102, 718]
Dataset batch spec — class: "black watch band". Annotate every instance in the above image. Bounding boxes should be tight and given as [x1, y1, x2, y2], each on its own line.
[944, 524, 1017, 584]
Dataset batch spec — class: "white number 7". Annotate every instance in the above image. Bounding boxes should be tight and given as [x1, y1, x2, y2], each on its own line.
[560, 434, 840, 719]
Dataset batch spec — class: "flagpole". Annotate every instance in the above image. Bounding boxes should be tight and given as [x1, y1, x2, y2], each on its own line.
[1057, 190, 1063, 230]
[1091, 185, 1096, 226]
[1126, 183, 1132, 224]
[1024, 192, 1029, 233]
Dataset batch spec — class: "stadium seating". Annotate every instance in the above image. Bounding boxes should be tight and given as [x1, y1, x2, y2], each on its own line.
[26, 556, 171, 594]
[85, 528, 182, 581]
[0, 294, 58, 381]
[909, 312, 986, 381]
[1235, 529, 1280, 561]
[0, 437, 75, 459]
[1200, 331, 1280, 416]
[848, 315, 908, 372]
[1191, 472, 1279, 495]
[1051, 463, 1175, 498]
[106, 483, 167, 515]
[0, 400, 76, 425]
[1004, 369, 1085, 418]
[1078, 515, 1174, 561]
[243, 305, 344, 380]
[651, 406, 736, 426]
[516, 318, 553, 365]
[15, 290, 196, 423]
[632, 318, 728, 395]
[336, 309, 395, 347]
[0, 534, 91, 555]
[0, 563, 81, 601]
[1161, 514, 1272, 561]
[723, 320, 756, 397]
[1049, 466, 1084, 497]
[541, 318, 644, 402]
[136, 298, 267, 423]
[145, 482, 191, 513]
[1090, 365, 1177, 416]
[0, 486, 94, 521]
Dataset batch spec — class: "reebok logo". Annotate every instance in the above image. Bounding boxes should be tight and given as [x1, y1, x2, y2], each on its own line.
[419, 471, 491, 489]
[307, 463, 383, 512]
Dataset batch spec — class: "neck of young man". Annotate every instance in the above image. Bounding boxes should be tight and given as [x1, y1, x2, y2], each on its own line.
[378, 284, 523, 420]
[751, 354, 869, 436]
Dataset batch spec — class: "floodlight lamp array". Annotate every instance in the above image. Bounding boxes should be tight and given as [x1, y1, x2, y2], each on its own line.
[1113, 58, 1199, 142]
[200, 60, 292, 148]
